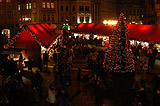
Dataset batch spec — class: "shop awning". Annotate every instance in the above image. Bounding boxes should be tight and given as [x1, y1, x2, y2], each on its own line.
[4, 23, 58, 49]
[74, 23, 160, 42]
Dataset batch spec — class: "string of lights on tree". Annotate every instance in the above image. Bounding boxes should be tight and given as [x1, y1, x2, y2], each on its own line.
[104, 13, 135, 72]
[4, 25, 58, 49]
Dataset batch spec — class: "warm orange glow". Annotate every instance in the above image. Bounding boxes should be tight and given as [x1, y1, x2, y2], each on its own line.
[107, 20, 118, 25]
[103, 20, 118, 26]
[103, 20, 108, 25]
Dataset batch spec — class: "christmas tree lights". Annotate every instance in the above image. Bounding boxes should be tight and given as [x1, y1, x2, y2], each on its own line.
[104, 13, 135, 72]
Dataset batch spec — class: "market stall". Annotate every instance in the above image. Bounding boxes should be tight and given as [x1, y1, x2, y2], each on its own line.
[4, 23, 63, 66]
[74, 23, 160, 49]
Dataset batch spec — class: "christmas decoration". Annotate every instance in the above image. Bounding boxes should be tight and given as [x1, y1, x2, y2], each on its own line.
[4, 25, 60, 49]
[104, 13, 135, 72]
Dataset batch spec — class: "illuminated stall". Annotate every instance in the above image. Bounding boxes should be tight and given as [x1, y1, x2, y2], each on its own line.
[74, 23, 160, 50]
[4, 23, 63, 66]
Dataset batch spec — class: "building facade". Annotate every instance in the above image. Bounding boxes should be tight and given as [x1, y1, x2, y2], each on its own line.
[0, 0, 19, 39]
[144, 0, 156, 24]
[116, 0, 145, 24]
[155, 0, 160, 25]
[57, 0, 92, 30]
[1, 0, 160, 38]
[17, 0, 58, 27]
[92, 0, 117, 23]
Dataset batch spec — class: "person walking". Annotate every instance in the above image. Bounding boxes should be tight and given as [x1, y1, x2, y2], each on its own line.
[43, 51, 49, 69]
[47, 84, 57, 106]
[28, 56, 33, 74]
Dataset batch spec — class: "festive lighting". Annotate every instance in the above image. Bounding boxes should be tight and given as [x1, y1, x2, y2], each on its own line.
[104, 13, 135, 73]
[103, 20, 118, 25]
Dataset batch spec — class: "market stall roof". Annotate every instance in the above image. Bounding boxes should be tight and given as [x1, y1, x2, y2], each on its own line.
[4, 23, 58, 49]
[74, 23, 160, 42]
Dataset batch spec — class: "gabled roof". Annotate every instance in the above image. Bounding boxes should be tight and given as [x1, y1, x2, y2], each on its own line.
[4, 23, 58, 49]
[74, 23, 160, 42]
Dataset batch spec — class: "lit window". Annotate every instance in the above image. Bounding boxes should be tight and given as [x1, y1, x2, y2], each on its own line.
[26, 3, 29, 9]
[18, 5, 21, 10]
[0, 0, 2, 2]
[42, 2, 45, 8]
[47, 2, 50, 8]
[29, 3, 31, 9]
[33, 2, 36, 8]
[6, 0, 10, 2]
[51, 3, 54, 8]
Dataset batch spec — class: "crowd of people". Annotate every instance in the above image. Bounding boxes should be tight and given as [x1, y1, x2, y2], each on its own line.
[1, 34, 160, 106]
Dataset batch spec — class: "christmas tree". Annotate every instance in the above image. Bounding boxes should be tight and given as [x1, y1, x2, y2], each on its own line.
[104, 13, 135, 72]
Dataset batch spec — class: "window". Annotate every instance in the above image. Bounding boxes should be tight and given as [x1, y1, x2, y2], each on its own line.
[61, 16, 64, 22]
[52, 15, 54, 21]
[66, 6, 68, 11]
[0, 10, 3, 19]
[26, 3, 29, 9]
[51, 3, 54, 8]
[43, 15, 46, 21]
[73, 16, 75, 22]
[6, 0, 10, 2]
[47, 2, 50, 8]
[42, 2, 45, 8]
[33, 2, 36, 8]
[34, 15, 36, 22]
[29, 3, 31, 9]
[48, 14, 50, 21]
[86, 17, 89, 23]
[66, 16, 68, 21]
[85, 6, 89, 11]
[73, 6, 75, 11]
[7, 11, 11, 19]
[80, 17, 84, 23]
[61, 6, 63, 11]
[79, 6, 84, 11]
[0, 0, 2, 2]
[18, 5, 21, 10]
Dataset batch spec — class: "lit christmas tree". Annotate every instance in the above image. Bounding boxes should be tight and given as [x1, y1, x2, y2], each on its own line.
[104, 13, 135, 72]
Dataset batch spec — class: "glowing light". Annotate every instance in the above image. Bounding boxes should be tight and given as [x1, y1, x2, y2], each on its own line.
[107, 20, 118, 25]
[103, 20, 108, 25]
[103, 20, 118, 25]
[94, 35, 97, 38]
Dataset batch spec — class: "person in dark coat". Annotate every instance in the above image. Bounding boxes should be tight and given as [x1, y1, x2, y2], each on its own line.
[28, 56, 33, 74]
[43, 51, 48, 68]
[38, 57, 42, 72]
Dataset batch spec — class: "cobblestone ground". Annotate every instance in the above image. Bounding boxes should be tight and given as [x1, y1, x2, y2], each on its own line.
[2, 56, 160, 106]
